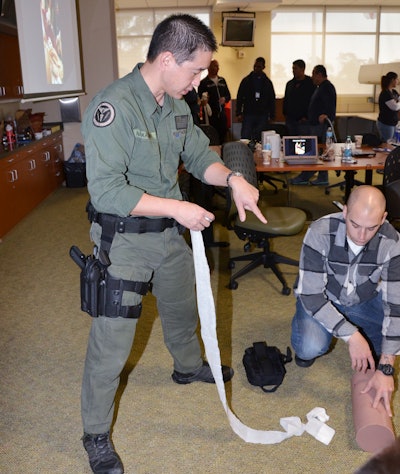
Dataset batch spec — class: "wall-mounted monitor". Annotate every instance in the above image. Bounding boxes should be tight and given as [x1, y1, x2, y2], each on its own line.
[222, 13, 255, 48]
[14, 0, 84, 101]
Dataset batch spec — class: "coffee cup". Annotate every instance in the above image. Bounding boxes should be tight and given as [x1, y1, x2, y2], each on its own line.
[262, 149, 272, 165]
[354, 135, 363, 149]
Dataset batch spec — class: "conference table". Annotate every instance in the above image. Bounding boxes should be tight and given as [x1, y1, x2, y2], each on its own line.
[254, 147, 388, 202]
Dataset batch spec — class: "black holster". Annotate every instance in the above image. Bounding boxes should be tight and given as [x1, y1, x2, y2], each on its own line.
[70, 246, 148, 318]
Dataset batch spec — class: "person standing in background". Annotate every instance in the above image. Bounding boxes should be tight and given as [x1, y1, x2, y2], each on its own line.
[290, 64, 336, 186]
[199, 91, 213, 126]
[376, 72, 400, 143]
[183, 88, 201, 126]
[236, 57, 276, 142]
[198, 59, 231, 143]
[283, 59, 316, 135]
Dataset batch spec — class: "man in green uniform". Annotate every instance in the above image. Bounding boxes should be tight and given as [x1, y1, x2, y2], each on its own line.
[80, 14, 267, 474]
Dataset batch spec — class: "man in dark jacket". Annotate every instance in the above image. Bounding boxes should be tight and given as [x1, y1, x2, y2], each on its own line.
[198, 59, 231, 144]
[236, 57, 276, 142]
[283, 59, 316, 135]
[290, 64, 336, 186]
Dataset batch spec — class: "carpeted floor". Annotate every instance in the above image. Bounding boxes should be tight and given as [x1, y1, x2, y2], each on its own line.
[0, 170, 397, 473]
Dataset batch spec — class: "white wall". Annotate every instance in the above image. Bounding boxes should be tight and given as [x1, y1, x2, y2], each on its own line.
[62, 0, 118, 157]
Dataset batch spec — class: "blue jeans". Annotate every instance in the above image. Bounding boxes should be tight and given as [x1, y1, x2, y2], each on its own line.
[291, 293, 384, 361]
[376, 120, 395, 143]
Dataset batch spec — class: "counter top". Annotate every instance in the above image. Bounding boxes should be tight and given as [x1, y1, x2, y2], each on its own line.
[1, 123, 63, 160]
[0, 129, 63, 160]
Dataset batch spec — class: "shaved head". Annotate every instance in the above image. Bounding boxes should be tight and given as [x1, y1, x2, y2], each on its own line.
[346, 185, 386, 214]
[343, 186, 387, 246]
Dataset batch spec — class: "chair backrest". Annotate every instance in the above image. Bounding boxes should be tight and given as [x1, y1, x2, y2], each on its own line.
[383, 147, 400, 187]
[382, 147, 400, 221]
[200, 124, 220, 146]
[362, 133, 381, 147]
[222, 141, 258, 187]
[222, 141, 258, 226]
[385, 179, 400, 221]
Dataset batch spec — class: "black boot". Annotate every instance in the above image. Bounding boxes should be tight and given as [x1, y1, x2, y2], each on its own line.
[172, 360, 234, 384]
[82, 432, 124, 474]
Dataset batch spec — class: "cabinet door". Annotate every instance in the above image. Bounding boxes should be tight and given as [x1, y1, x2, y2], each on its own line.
[0, 132, 65, 238]
[0, 32, 23, 99]
[45, 133, 65, 187]
[24, 143, 53, 204]
[0, 147, 51, 237]
[0, 153, 29, 237]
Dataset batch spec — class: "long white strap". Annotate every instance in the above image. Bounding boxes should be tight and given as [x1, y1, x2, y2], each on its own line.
[190, 230, 335, 445]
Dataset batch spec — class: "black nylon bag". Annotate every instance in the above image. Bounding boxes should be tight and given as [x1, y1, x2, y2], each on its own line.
[243, 341, 292, 393]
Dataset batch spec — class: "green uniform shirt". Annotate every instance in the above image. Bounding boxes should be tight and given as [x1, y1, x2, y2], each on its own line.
[81, 63, 223, 217]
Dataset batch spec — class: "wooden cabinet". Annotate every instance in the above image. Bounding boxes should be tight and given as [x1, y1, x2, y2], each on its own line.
[0, 32, 23, 99]
[0, 131, 64, 238]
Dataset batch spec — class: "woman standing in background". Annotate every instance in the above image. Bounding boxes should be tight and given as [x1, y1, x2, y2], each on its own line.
[377, 72, 400, 143]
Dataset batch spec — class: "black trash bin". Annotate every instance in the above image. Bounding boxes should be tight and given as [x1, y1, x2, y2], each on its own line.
[64, 161, 87, 187]
[64, 143, 87, 187]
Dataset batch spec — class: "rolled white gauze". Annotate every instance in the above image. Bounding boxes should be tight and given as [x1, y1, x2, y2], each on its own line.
[351, 369, 395, 453]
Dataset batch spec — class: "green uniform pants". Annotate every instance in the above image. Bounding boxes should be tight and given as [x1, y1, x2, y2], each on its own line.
[81, 225, 202, 434]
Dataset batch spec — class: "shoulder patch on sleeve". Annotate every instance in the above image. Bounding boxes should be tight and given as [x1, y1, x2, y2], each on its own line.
[93, 102, 115, 127]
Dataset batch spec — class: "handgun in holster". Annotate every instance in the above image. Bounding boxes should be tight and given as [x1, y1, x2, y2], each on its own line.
[69, 245, 149, 319]
[69, 245, 108, 317]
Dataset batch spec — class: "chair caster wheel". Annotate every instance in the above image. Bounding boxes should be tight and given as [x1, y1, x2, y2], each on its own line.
[228, 280, 238, 290]
[228, 261, 235, 269]
[325, 189, 330, 195]
[281, 287, 291, 296]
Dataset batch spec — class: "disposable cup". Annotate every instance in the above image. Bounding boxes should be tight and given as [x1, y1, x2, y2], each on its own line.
[262, 150, 271, 164]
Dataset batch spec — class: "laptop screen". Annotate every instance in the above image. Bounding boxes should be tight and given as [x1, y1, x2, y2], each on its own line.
[283, 136, 318, 159]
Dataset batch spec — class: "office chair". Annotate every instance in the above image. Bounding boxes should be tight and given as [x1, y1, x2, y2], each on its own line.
[324, 170, 364, 195]
[381, 146, 400, 229]
[222, 141, 307, 295]
[200, 124, 220, 146]
[191, 124, 229, 247]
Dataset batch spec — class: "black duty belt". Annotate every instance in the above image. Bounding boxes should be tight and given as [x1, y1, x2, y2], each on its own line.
[86, 201, 184, 235]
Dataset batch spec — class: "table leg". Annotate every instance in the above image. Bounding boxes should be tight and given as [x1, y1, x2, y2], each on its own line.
[344, 171, 356, 202]
[365, 169, 373, 185]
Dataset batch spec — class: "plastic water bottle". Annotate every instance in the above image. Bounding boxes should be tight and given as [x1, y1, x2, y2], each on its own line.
[262, 138, 272, 164]
[343, 135, 353, 162]
[326, 127, 333, 147]
[322, 127, 335, 161]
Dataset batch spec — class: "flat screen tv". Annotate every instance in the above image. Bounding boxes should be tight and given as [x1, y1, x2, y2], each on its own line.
[14, 0, 84, 101]
[222, 16, 255, 47]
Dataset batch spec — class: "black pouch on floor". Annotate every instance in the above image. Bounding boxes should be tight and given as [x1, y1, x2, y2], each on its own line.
[243, 341, 292, 393]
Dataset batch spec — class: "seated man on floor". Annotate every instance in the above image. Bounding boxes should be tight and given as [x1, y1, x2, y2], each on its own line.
[291, 185, 400, 419]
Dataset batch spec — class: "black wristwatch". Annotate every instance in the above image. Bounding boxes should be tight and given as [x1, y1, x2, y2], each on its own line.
[226, 171, 243, 187]
[377, 363, 395, 376]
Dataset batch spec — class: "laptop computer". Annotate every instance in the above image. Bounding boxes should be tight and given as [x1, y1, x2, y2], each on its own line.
[283, 136, 319, 165]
